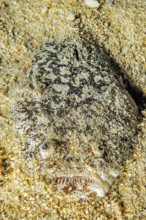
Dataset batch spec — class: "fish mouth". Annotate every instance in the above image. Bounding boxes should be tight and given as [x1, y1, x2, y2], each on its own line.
[40, 163, 119, 199]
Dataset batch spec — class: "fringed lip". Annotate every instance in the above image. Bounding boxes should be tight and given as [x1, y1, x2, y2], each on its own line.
[41, 165, 118, 199]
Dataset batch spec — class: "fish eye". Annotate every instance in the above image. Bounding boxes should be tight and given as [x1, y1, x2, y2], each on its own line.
[41, 143, 48, 150]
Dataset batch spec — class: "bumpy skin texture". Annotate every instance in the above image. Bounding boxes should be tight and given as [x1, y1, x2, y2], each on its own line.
[13, 39, 137, 199]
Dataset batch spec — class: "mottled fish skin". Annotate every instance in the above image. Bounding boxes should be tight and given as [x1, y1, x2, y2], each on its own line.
[12, 38, 137, 199]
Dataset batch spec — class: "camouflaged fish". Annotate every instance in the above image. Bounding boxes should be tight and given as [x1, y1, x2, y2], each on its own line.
[12, 38, 137, 199]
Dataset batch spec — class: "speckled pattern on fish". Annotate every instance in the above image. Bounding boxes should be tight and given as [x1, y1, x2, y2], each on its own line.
[12, 38, 138, 200]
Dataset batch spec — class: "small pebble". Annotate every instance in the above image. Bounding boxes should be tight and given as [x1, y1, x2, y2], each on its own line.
[84, 0, 100, 8]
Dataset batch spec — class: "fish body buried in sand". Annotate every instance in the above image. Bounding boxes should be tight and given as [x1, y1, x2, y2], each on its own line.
[12, 38, 137, 200]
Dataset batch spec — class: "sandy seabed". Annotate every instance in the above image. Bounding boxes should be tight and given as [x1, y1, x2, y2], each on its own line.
[0, 0, 146, 219]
